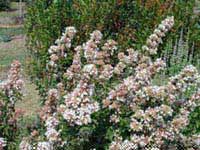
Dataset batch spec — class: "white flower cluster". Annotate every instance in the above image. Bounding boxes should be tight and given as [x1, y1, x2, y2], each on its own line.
[19, 140, 54, 150]
[90, 30, 103, 44]
[59, 80, 99, 126]
[83, 30, 103, 63]
[64, 46, 82, 80]
[0, 137, 6, 149]
[41, 89, 61, 144]
[192, 134, 200, 146]
[106, 17, 200, 149]
[83, 30, 117, 66]
[103, 58, 166, 111]
[37, 142, 53, 150]
[114, 49, 140, 75]
[134, 65, 199, 105]
[0, 60, 24, 104]
[45, 116, 60, 142]
[168, 65, 200, 92]
[48, 26, 77, 67]
[63, 30, 119, 81]
[19, 138, 32, 150]
[99, 64, 114, 80]
[102, 39, 117, 55]
[108, 64, 200, 149]
[109, 136, 138, 150]
[189, 89, 200, 108]
[82, 64, 98, 77]
[62, 29, 141, 83]
[0, 60, 24, 128]
[19, 137, 54, 150]
[142, 16, 174, 55]
[109, 136, 123, 150]
[40, 89, 59, 121]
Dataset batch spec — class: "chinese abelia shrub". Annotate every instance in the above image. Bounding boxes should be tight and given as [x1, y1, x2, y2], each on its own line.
[20, 17, 200, 150]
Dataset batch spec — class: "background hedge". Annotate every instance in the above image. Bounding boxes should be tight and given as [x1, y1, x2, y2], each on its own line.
[0, 0, 11, 10]
[25, 0, 200, 80]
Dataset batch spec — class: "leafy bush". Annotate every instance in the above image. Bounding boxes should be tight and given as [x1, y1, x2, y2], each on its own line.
[19, 17, 200, 150]
[25, 0, 200, 80]
[0, 0, 10, 11]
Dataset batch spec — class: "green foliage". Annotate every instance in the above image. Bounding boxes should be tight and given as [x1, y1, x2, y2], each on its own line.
[0, 90, 22, 149]
[0, 0, 10, 11]
[184, 106, 200, 135]
[0, 27, 24, 37]
[25, 0, 200, 79]
[0, 27, 24, 42]
[162, 27, 200, 75]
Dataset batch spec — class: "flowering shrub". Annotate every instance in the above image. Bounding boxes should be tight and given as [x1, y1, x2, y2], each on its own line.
[0, 60, 24, 149]
[18, 16, 200, 150]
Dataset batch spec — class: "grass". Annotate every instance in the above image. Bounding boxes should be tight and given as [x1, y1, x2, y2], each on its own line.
[0, 27, 24, 35]
[0, 2, 26, 18]
[16, 79, 41, 117]
[0, 27, 24, 42]
[0, 37, 25, 68]
[0, 2, 26, 25]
